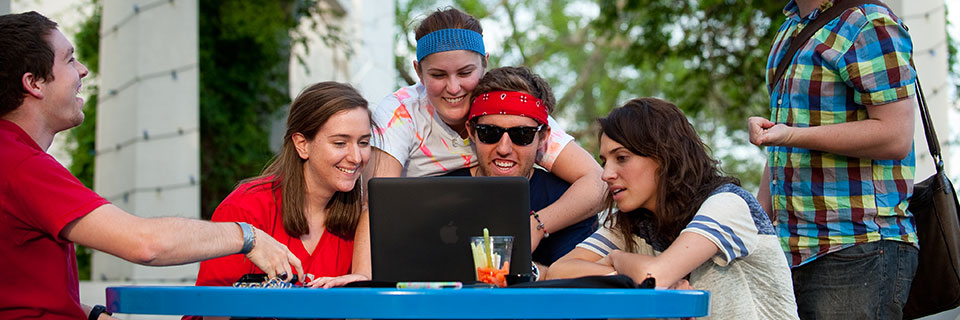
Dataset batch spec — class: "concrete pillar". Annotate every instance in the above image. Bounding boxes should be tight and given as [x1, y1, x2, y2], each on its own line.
[886, 0, 951, 180]
[93, 0, 200, 282]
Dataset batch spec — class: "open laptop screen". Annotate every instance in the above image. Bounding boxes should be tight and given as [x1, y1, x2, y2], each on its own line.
[368, 176, 532, 282]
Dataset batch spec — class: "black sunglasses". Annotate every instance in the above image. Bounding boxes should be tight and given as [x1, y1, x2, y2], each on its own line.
[472, 123, 544, 146]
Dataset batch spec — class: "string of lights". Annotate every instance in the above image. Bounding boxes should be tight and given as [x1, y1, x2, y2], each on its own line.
[95, 126, 198, 156]
[105, 175, 197, 203]
[922, 81, 948, 98]
[900, 4, 944, 21]
[92, 0, 202, 209]
[100, 0, 176, 38]
[915, 38, 947, 58]
[99, 63, 198, 103]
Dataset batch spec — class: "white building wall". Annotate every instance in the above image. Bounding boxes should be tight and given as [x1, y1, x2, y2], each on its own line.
[288, 0, 395, 113]
[890, 2, 959, 320]
[888, 0, 952, 180]
[1, 1, 9, 14]
[93, 0, 200, 282]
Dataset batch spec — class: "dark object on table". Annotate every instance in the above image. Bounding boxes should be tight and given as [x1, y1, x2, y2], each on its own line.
[506, 274, 638, 289]
[505, 273, 536, 286]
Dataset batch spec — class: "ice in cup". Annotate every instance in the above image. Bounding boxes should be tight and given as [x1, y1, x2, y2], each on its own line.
[470, 235, 513, 287]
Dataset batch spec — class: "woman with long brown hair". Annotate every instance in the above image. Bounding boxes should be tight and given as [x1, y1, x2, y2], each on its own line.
[187, 82, 374, 317]
[548, 98, 797, 319]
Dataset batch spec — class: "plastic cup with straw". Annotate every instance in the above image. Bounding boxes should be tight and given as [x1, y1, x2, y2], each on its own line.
[483, 228, 493, 269]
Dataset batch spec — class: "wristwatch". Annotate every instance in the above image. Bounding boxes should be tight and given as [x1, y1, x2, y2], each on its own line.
[88, 304, 111, 320]
[236, 222, 256, 254]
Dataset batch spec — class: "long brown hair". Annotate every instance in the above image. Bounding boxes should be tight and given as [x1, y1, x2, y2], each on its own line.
[244, 82, 375, 239]
[598, 98, 739, 252]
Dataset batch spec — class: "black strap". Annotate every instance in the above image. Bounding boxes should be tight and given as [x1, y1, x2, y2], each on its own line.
[88, 304, 111, 320]
[772, 0, 887, 89]
[915, 78, 943, 172]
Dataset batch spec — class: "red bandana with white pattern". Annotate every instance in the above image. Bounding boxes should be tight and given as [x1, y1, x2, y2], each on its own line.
[468, 91, 547, 125]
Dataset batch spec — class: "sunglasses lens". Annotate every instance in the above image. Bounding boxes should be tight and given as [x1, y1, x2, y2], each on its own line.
[474, 124, 541, 146]
[474, 124, 504, 144]
[507, 127, 538, 146]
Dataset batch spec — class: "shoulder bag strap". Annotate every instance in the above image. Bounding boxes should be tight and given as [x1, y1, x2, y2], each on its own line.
[914, 78, 944, 173]
[772, 0, 887, 88]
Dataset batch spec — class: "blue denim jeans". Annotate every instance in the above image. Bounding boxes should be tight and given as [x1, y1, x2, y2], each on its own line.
[791, 240, 918, 320]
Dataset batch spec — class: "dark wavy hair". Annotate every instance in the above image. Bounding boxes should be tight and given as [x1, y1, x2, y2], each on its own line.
[0, 12, 59, 116]
[598, 98, 739, 252]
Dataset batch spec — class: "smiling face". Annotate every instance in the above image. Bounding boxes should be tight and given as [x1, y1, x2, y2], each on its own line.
[296, 107, 373, 196]
[469, 114, 547, 179]
[415, 50, 486, 130]
[599, 133, 660, 212]
[39, 29, 88, 132]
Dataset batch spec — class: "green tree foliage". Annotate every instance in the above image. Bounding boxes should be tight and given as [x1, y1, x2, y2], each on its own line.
[396, 0, 784, 190]
[198, 0, 319, 219]
[398, 0, 960, 190]
[67, 0, 102, 281]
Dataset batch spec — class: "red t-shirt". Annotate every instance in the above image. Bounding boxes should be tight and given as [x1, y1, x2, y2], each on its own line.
[0, 120, 109, 319]
[191, 178, 354, 291]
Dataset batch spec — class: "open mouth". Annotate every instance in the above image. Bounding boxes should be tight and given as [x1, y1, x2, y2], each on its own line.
[336, 166, 357, 174]
[442, 95, 466, 104]
[493, 159, 516, 170]
[611, 188, 625, 196]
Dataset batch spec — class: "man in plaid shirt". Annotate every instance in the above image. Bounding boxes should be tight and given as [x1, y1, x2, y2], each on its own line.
[748, 0, 918, 318]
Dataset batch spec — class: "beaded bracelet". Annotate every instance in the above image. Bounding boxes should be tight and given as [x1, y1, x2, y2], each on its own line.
[530, 210, 549, 238]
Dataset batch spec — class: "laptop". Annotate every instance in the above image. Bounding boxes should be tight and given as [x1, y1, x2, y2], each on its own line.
[368, 176, 532, 283]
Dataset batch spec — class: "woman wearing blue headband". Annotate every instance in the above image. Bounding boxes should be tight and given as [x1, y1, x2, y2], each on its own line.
[367, 8, 605, 254]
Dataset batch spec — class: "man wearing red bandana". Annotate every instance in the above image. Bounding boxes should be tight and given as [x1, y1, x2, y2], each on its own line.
[445, 67, 598, 277]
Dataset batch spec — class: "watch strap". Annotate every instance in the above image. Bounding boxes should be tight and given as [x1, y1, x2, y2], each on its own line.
[88, 304, 111, 320]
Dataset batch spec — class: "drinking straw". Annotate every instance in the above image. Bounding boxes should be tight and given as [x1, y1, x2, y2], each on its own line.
[483, 228, 493, 269]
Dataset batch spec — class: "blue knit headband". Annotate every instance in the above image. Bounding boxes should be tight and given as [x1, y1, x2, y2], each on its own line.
[416, 29, 485, 61]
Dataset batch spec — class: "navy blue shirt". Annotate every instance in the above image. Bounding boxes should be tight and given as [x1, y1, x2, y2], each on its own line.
[446, 168, 598, 265]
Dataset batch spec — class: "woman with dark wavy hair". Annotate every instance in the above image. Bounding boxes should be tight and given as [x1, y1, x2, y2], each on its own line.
[549, 98, 798, 319]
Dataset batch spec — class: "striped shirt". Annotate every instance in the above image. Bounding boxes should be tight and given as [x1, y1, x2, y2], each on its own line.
[766, 0, 917, 267]
[578, 184, 797, 319]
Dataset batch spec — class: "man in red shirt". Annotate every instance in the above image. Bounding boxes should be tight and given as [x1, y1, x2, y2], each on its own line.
[0, 12, 304, 320]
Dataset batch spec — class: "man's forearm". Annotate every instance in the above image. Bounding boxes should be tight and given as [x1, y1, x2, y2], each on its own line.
[133, 217, 244, 266]
[773, 98, 915, 160]
[780, 120, 911, 159]
[63, 204, 243, 266]
[536, 173, 606, 232]
[65, 203, 302, 281]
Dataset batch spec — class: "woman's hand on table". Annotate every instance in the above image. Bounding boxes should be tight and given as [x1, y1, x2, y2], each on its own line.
[305, 273, 368, 288]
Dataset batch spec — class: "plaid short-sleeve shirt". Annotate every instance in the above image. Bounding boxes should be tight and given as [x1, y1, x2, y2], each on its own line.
[766, 0, 917, 267]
